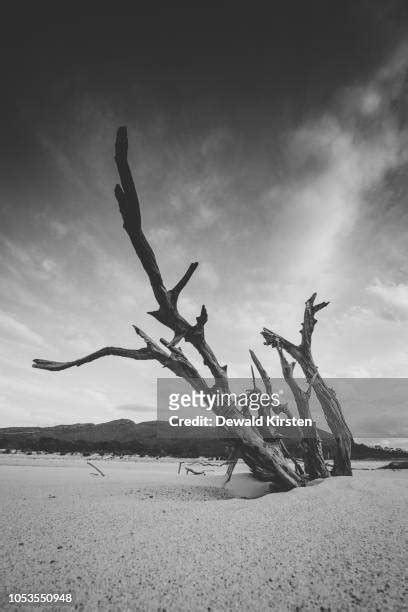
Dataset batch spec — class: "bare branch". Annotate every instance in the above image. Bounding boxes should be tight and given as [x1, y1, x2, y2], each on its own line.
[249, 349, 293, 423]
[275, 343, 329, 479]
[249, 350, 272, 395]
[195, 305, 208, 329]
[114, 182, 168, 310]
[130, 326, 209, 390]
[170, 262, 199, 304]
[300, 292, 330, 350]
[262, 293, 329, 358]
[33, 346, 150, 371]
[33, 323, 208, 394]
[224, 446, 240, 484]
[132, 325, 167, 355]
[115, 126, 140, 223]
[261, 328, 301, 362]
[250, 366, 257, 391]
[276, 344, 315, 411]
[276, 342, 295, 377]
[114, 127, 228, 387]
[305, 370, 319, 398]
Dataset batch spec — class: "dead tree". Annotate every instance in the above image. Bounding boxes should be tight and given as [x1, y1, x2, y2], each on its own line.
[249, 351, 304, 476]
[262, 293, 353, 476]
[275, 343, 329, 479]
[33, 126, 304, 491]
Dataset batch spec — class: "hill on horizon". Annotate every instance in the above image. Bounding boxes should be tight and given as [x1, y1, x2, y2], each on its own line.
[0, 417, 330, 443]
[1, 418, 407, 460]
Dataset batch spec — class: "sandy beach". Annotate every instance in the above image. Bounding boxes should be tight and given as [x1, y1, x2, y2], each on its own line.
[0, 455, 407, 611]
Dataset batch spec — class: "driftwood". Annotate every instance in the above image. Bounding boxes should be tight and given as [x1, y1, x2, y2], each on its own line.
[275, 344, 329, 479]
[223, 446, 241, 484]
[178, 460, 228, 476]
[185, 467, 206, 476]
[262, 293, 353, 476]
[33, 127, 305, 491]
[249, 351, 304, 476]
[250, 350, 301, 432]
[87, 461, 105, 477]
[379, 461, 408, 470]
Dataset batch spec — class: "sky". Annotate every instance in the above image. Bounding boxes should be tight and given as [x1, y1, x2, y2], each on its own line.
[0, 2, 408, 445]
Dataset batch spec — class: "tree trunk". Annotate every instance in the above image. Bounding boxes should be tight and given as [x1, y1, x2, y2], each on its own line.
[240, 443, 300, 489]
[262, 293, 353, 476]
[276, 345, 330, 479]
[302, 437, 328, 480]
[210, 400, 304, 488]
[296, 366, 352, 477]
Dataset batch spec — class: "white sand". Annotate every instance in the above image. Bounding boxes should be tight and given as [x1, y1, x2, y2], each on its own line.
[0, 456, 407, 611]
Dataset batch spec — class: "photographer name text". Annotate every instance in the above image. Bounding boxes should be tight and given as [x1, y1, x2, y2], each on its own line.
[168, 415, 312, 427]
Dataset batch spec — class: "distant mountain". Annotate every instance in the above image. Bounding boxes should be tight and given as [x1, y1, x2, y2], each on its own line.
[1, 419, 407, 460]
[0, 419, 229, 458]
[0, 419, 141, 443]
[0, 418, 320, 457]
[0, 418, 326, 445]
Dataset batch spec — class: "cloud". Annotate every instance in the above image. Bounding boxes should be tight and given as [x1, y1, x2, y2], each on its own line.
[0, 311, 47, 347]
[367, 280, 408, 320]
[49, 220, 69, 238]
[116, 404, 154, 413]
[262, 54, 405, 289]
[198, 262, 220, 290]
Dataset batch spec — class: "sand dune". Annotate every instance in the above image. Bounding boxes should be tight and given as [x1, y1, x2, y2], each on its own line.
[0, 456, 407, 611]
